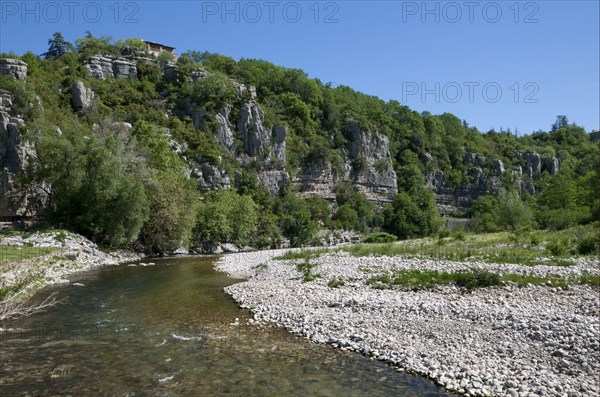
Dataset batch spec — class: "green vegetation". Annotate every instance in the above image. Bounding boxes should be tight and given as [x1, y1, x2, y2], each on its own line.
[364, 268, 597, 290]
[363, 232, 397, 244]
[342, 225, 597, 266]
[0, 246, 56, 265]
[327, 276, 345, 288]
[0, 34, 597, 254]
[366, 269, 502, 290]
[295, 260, 321, 282]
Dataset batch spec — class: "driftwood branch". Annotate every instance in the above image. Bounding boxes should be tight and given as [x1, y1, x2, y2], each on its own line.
[0, 291, 66, 323]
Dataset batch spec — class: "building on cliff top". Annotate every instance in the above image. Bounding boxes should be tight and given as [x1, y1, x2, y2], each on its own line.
[143, 40, 177, 59]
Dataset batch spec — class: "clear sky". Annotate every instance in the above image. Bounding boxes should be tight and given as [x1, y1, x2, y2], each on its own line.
[1, 0, 598, 135]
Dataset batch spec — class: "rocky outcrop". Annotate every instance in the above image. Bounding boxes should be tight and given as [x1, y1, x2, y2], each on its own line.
[0, 94, 47, 217]
[214, 107, 234, 153]
[85, 55, 137, 80]
[521, 152, 541, 178]
[294, 161, 340, 201]
[0, 58, 27, 80]
[192, 164, 231, 192]
[237, 102, 270, 161]
[257, 171, 288, 196]
[71, 80, 95, 112]
[346, 123, 397, 203]
[191, 68, 209, 81]
[426, 148, 560, 215]
[232, 81, 257, 101]
[541, 157, 559, 176]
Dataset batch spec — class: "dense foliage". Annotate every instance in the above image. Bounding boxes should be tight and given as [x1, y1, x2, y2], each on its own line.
[0, 34, 597, 253]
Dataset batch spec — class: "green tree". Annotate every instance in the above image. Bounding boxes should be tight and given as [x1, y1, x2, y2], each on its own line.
[496, 188, 532, 232]
[194, 190, 259, 249]
[277, 192, 317, 247]
[138, 171, 198, 253]
[470, 195, 499, 233]
[31, 119, 149, 247]
[191, 73, 237, 112]
[43, 32, 74, 60]
[383, 187, 440, 239]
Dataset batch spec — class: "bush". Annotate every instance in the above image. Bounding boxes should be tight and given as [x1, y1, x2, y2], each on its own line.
[363, 232, 397, 244]
[451, 228, 466, 241]
[545, 239, 569, 256]
[577, 235, 599, 255]
[437, 227, 451, 239]
[454, 270, 502, 290]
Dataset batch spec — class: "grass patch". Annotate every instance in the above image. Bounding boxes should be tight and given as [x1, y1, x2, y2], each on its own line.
[366, 269, 502, 290]
[0, 246, 56, 265]
[327, 276, 345, 288]
[295, 260, 321, 282]
[579, 274, 600, 287]
[275, 248, 333, 261]
[336, 226, 596, 267]
[365, 268, 600, 290]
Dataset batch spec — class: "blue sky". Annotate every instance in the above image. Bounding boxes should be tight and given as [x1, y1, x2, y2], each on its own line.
[1, 0, 598, 135]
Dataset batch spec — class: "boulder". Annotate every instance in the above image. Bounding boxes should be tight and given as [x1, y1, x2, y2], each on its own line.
[191, 68, 209, 81]
[232, 81, 257, 101]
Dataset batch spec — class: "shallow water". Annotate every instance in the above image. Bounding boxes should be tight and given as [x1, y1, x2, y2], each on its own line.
[0, 256, 453, 396]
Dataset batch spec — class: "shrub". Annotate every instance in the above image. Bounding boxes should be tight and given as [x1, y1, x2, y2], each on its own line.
[363, 232, 397, 244]
[545, 239, 569, 256]
[451, 228, 466, 241]
[454, 270, 501, 290]
[577, 235, 599, 255]
[296, 260, 321, 282]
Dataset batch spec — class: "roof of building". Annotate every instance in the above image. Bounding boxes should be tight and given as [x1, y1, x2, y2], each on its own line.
[143, 40, 176, 51]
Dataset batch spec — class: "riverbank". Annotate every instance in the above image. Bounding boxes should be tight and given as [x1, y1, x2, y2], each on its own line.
[216, 249, 600, 397]
[0, 231, 142, 304]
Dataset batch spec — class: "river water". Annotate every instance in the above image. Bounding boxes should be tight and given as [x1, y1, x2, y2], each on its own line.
[0, 256, 453, 396]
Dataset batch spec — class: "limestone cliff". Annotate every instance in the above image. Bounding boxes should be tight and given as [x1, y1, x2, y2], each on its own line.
[425, 149, 559, 215]
[0, 90, 47, 217]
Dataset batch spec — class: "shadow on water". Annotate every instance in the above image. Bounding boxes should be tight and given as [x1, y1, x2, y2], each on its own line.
[0, 256, 455, 396]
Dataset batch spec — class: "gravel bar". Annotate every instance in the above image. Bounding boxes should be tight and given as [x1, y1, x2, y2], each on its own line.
[216, 250, 600, 397]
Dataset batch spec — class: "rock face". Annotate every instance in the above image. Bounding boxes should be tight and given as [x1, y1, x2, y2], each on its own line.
[521, 151, 541, 178]
[0, 93, 47, 217]
[238, 102, 271, 161]
[192, 164, 231, 192]
[85, 55, 137, 80]
[294, 161, 339, 201]
[71, 80, 95, 112]
[214, 107, 234, 153]
[541, 156, 560, 176]
[0, 58, 27, 80]
[346, 122, 398, 203]
[426, 149, 560, 215]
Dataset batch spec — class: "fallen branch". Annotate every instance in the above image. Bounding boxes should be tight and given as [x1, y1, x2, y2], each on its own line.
[0, 291, 66, 323]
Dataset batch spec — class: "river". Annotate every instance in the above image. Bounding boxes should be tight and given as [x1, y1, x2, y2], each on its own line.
[0, 256, 453, 396]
